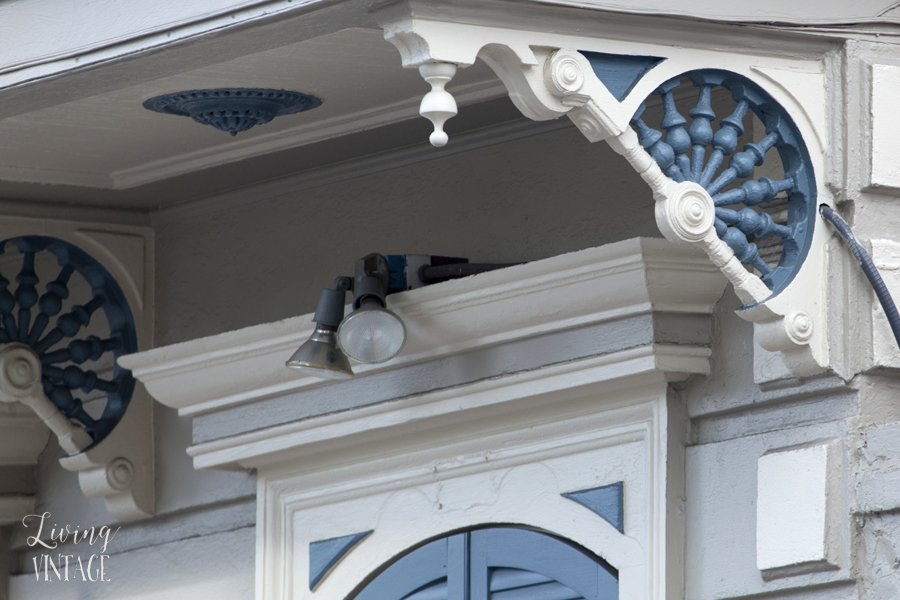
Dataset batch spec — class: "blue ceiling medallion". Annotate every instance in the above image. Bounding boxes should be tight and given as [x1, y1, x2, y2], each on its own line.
[142, 88, 322, 136]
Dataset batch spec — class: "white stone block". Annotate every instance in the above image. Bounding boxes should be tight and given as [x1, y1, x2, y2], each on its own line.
[756, 444, 836, 575]
[871, 239, 900, 369]
[870, 64, 900, 190]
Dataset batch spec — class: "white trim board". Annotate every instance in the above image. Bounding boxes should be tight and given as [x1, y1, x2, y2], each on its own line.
[120, 237, 727, 419]
[187, 345, 707, 471]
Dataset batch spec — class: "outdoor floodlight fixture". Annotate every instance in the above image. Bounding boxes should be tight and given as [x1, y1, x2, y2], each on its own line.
[287, 253, 520, 380]
[338, 253, 407, 364]
[286, 276, 355, 380]
[286, 254, 406, 379]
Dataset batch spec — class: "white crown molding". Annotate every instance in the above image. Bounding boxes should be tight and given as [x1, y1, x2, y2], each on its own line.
[187, 344, 706, 471]
[120, 237, 727, 420]
[110, 79, 508, 190]
[150, 111, 571, 224]
[0, 80, 507, 191]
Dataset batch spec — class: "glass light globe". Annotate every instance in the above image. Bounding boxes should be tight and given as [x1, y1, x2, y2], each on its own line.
[337, 303, 406, 364]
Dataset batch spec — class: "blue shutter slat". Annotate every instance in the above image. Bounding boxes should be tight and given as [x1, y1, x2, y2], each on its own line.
[489, 568, 553, 591]
[491, 581, 583, 600]
[490, 568, 583, 600]
[403, 580, 449, 600]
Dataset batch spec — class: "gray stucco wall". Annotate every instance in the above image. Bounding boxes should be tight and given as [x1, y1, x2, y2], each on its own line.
[7, 119, 662, 599]
[152, 120, 659, 346]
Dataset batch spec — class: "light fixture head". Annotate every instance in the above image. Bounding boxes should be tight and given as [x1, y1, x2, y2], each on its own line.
[286, 324, 353, 380]
[337, 299, 407, 364]
[286, 281, 353, 380]
[335, 254, 407, 364]
[287, 254, 514, 378]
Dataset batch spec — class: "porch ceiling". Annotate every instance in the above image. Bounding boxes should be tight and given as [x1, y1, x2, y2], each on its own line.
[0, 0, 847, 214]
[0, 27, 506, 211]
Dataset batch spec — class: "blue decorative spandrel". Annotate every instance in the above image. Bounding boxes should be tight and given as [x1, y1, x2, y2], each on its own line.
[630, 70, 816, 297]
[310, 530, 373, 590]
[562, 482, 624, 533]
[0, 236, 138, 446]
[581, 51, 666, 101]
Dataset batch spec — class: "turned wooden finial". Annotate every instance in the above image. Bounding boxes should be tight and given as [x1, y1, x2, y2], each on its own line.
[418, 62, 458, 147]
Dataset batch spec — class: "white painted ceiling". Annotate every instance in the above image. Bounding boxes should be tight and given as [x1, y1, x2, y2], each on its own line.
[0, 28, 504, 208]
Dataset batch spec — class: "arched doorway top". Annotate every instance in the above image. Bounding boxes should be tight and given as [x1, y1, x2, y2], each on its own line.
[350, 527, 618, 600]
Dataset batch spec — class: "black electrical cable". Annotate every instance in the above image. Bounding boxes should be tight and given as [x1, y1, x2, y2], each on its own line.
[819, 204, 900, 349]
[419, 263, 524, 284]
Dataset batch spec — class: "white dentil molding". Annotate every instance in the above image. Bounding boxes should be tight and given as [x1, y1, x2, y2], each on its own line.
[120, 237, 727, 418]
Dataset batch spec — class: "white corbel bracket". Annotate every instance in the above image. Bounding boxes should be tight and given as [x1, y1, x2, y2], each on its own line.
[58, 385, 154, 521]
[0, 219, 155, 522]
[382, 16, 832, 382]
[0, 342, 152, 520]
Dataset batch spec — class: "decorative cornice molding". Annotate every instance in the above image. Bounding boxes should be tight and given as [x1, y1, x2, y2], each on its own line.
[149, 109, 570, 224]
[110, 80, 506, 190]
[121, 237, 726, 422]
[186, 344, 708, 470]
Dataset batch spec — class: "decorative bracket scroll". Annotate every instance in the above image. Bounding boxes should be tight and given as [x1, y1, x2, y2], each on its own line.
[0, 229, 154, 522]
[381, 15, 832, 381]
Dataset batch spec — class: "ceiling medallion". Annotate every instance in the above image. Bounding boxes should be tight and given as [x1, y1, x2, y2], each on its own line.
[142, 88, 322, 136]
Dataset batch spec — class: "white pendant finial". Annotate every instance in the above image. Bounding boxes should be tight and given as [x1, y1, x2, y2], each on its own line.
[418, 62, 458, 147]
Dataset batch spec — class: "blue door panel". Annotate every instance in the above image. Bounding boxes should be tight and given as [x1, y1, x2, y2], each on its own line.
[355, 537, 449, 600]
[473, 528, 617, 600]
[350, 528, 617, 600]
[489, 568, 582, 600]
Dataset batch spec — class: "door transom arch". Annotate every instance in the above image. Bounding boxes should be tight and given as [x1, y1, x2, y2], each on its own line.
[349, 526, 618, 600]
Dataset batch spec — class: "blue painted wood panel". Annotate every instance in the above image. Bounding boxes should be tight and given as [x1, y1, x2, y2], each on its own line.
[580, 51, 665, 101]
[354, 537, 450, 600]
[349, 528, 618, 600]
[562, 482, 625, 533]
[310, 531, 373, 589]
